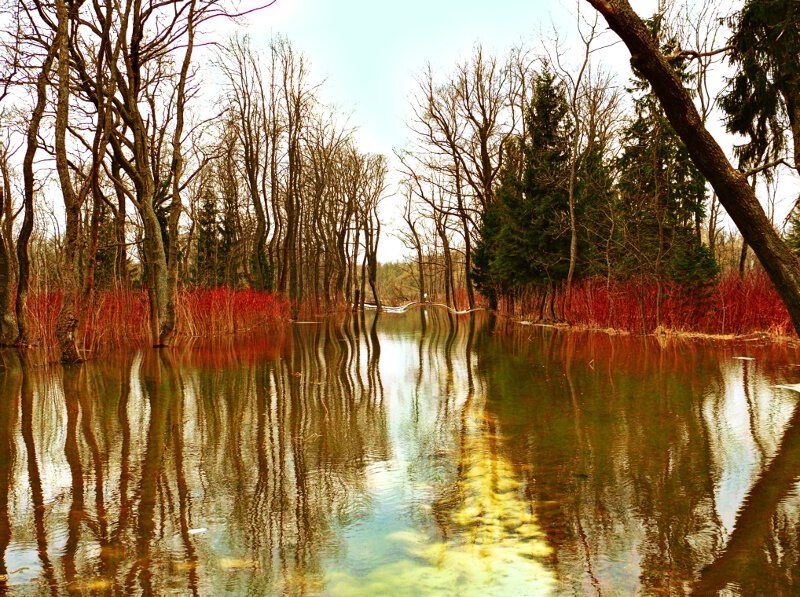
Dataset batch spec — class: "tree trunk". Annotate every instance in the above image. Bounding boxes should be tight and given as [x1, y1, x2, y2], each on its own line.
[739, 242, 748, 278]
[0, 155, 16, 344]
[160, 0, 196, 347]
[366, 211, 381, 310]
[54, 0, 82, 363]
[17, 42, 58, 346]
[416, 245, 425, 304]
[112, 160, 129, 288]
[461, 213, 475, 309]
[585, 0, 800, 335]
[82, 186, 103, 305]
[141, 200, 170, 345]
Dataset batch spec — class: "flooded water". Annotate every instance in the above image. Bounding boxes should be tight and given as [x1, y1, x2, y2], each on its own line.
[1, 311, 800, 595]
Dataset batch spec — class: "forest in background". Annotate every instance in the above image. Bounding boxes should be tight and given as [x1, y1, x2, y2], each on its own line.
[0, 0, 797, 363]
[391, 0, 800, 336]
[0, 0, 387, 361]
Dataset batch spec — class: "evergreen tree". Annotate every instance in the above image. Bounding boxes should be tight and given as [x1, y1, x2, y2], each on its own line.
[721, 0, 800, 172]
[575, 136, 616, 277]
[473, 69, 573, 317]
[614, 20, 717, 288]
[93, 201, 119, 290]
[472, 158, 509, 309]
[193, 187, 220, 287]
[218, 184, 241, 287]
[785, 211, 800, 254]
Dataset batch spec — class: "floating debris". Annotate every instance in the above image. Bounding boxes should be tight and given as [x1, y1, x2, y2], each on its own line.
[188, 527, 208, 535]
[733, 356, 755, 361]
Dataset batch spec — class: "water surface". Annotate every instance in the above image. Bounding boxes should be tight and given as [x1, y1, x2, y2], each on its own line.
[1, 311, 799, 595]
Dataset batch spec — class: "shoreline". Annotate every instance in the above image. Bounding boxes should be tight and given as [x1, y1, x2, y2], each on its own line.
[369, 301, 797, 346]
[508, 317, 798, 346]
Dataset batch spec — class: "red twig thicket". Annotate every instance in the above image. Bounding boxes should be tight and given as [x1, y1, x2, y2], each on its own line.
[24, 288, 291, 350]
[560, 271, 791, 336]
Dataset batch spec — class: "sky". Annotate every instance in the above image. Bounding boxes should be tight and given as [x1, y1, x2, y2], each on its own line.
[220, 0, 797, 262]
[239, 0, 574, 154]
[232, 0, 632, 261]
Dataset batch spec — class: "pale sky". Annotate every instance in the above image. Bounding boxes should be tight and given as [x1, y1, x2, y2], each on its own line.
[235, 0, 639, 261]
[219, 0, 797, 261]
[240, 0, 576, 155]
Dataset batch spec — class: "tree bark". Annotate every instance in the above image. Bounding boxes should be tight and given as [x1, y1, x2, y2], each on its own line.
[54, 0, 82, 363]
[739, 242, 748, 278]
[160, 0, 197, 347]
[0, 152, 16, 344]
[17, 41, 58, 347]
[585, 0, 800, 335]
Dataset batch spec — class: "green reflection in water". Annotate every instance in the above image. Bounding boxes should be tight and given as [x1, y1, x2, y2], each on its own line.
[0, 312, 799, 594]
[326, 388, 554, 596]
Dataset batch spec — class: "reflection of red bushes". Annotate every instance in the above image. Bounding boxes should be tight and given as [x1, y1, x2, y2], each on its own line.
[25, 287, 291, 350]
[561, 271, 791, 335]
[174, 329, 290, 369]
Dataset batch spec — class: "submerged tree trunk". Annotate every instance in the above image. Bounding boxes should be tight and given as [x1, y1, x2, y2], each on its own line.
[585, 0, 800, 336]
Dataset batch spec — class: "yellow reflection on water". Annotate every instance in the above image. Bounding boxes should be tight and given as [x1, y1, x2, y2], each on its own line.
[327, 393, 555, 596]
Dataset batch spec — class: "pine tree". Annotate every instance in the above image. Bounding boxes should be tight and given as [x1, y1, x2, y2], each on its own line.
[575, 136, 616, 277]
[193, 187, 220, 287]
[93, 201, 119, 290]
[721, 0, 800, 172]
[218, 184, 241, 287]
[785, 211, 800, 254]
[473, 69, 573, 317]
[614, 20, 717, 288]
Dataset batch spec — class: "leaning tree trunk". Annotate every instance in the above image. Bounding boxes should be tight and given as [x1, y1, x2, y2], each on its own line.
[585, 0, 800, 335]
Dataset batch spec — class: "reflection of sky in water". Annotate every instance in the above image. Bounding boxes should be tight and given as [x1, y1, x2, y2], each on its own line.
[327, 399, 554, 594]
[707, 361, 797, 534]
[2, 315, 800, 594]
[324, 331, 555, 595]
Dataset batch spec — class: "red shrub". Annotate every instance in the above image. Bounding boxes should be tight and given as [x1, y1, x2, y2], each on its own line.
[560, 271, 791, 336]
[24, 287, 291, 351]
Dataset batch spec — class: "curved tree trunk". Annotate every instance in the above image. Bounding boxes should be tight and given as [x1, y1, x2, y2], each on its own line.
[17, 41, 58, 347]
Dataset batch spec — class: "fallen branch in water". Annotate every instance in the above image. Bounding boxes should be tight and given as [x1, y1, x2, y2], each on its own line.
[360, 301, 484, 315]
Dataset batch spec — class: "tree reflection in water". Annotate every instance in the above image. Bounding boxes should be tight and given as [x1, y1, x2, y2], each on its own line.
[0, 313, 799, 594]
